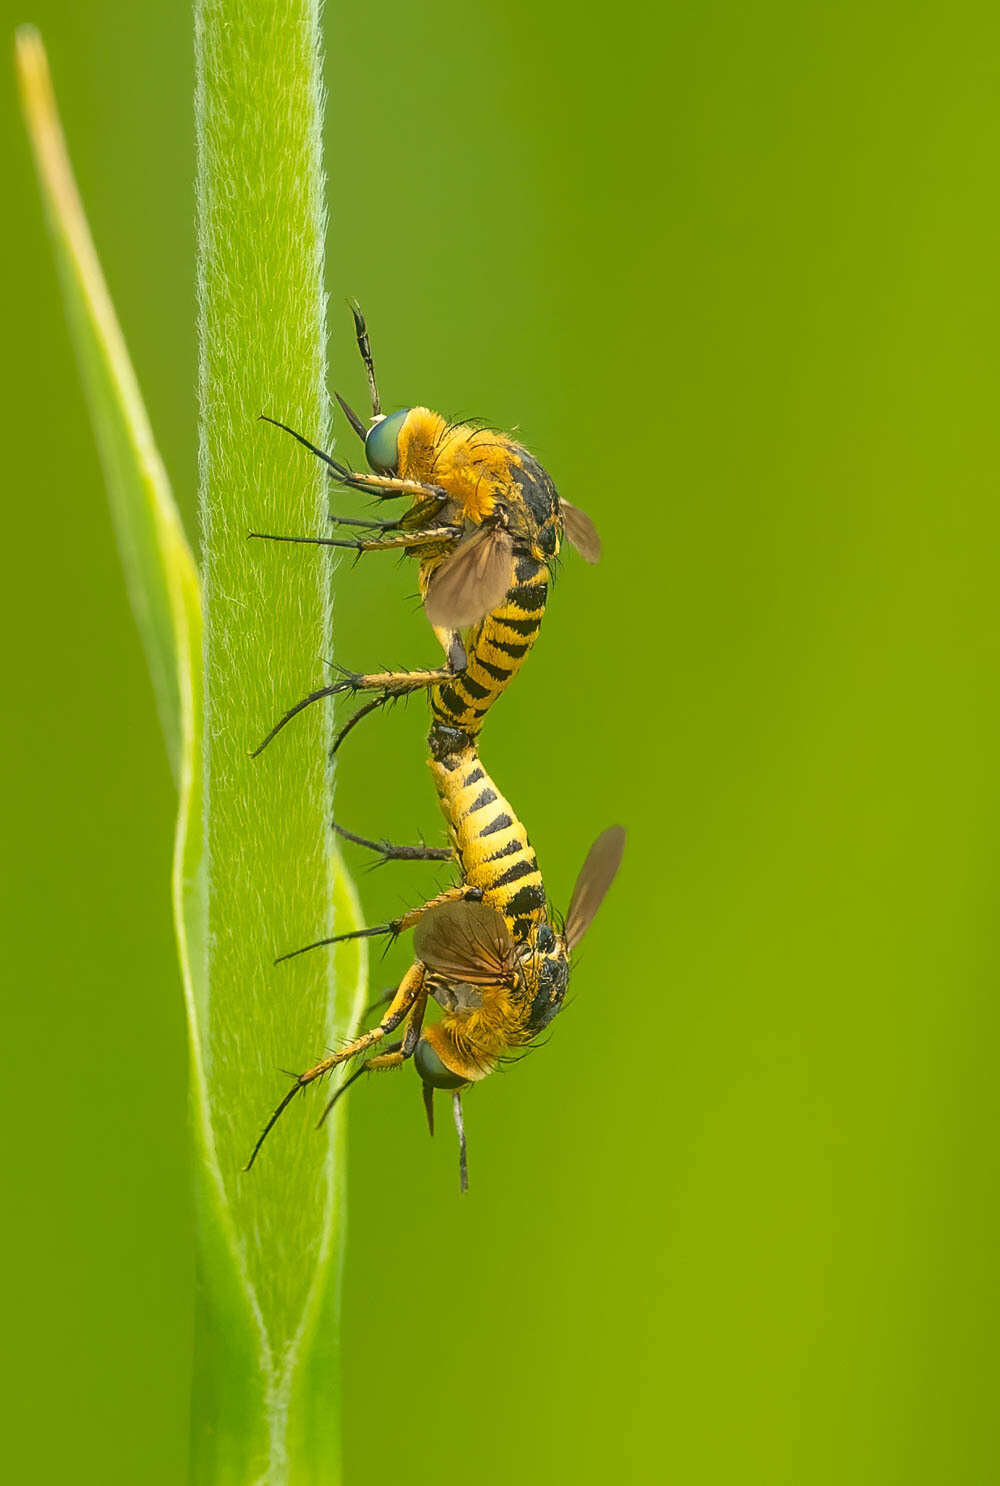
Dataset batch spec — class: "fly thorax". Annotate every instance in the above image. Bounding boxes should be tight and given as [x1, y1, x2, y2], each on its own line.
[509, 453, 561, 558]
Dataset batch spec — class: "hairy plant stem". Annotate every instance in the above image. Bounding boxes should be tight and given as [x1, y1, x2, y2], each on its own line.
[195, 3, 362, 1480]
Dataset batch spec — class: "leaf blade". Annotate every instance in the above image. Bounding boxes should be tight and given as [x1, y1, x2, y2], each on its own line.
[19, 23, 370, 1481]
[15, 25, 197, 781]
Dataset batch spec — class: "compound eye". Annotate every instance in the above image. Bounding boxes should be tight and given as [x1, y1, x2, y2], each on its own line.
[415, 1037, 467, 1090]
[364, 407, 410, 473]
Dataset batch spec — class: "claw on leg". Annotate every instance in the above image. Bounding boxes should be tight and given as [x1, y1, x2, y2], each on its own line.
[254, 664, 461, 759]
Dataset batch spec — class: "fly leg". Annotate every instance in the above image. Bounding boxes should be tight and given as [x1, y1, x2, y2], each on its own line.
[255, 637, 468, 759]
[314, 981, 431, 1127]
[333, 821, 453, 866]
[330, 631, 467, 760]
[272, 882, 481, 965]
[322, 492, 449, 532]
[244, 962, 427, 1170]
[253, 661, 458, 758]
[248, 524, 460, 555]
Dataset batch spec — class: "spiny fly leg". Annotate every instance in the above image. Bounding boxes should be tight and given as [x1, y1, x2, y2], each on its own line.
[333, 821, 453, 867]
[243, 964, 428, 1170]
[248, 524, 459, 555]
[315, 981, 430, 1128]
[253, 662, 458, 759]
[272, 883, 482, 966]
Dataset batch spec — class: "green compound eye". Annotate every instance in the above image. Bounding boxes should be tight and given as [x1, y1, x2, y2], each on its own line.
[364, 407, 410, 473]
[415, 1038, 467, 1090]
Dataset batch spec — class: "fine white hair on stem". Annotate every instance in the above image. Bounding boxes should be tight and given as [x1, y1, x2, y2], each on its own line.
[19, 12, 368, 1483]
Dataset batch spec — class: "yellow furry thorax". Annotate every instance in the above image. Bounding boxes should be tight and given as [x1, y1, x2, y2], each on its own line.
[396, 406, 522, 525]
[420, 979, 538, 1085]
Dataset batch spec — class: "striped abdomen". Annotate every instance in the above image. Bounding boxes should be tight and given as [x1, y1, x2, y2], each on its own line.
[428, 739, 547, 940]
[429, 553, 549, 735]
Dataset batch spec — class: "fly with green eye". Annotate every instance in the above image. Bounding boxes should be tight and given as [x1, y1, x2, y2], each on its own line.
[244, 306, 624, 1189]
[249, 305, 602, 758]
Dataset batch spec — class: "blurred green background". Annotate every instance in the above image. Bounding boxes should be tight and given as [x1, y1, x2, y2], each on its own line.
[5, 1, 1000, 1481]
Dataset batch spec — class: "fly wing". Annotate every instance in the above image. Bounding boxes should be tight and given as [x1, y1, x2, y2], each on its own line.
[424, 525, 516, 629]
[559, 499, 602, 564]
[565, 825, 626, 951]
[414, 900, 516, 985]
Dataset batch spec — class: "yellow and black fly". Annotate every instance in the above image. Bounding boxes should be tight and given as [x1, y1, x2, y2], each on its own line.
[245, 307, 624, 1189]
[249, 306, 602, 757]
[244, 717, 625, 1189]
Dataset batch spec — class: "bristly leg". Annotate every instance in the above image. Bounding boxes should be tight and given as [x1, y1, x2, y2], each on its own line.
[253, 662, 461, 758]
[243, 963, 427, 1170]
[330, 694, 392, 757]
[315, 1042, 404, 1124]
[272, 882, 482, 965]
[315, 976, 429, 1128]
[333, 821, 453, 866]
[248, 524, 460, 554]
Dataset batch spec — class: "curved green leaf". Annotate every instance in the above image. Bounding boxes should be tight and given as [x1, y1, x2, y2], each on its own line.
[18, 24, 367, 1483]
[15, 25, 196, 783]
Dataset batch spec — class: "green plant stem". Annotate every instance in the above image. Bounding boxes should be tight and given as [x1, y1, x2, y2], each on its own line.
[19, 16, 366, 1483]
[195, 3, 363, 1481]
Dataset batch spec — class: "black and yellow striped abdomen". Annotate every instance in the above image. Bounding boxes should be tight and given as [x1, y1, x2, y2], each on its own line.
[428, 737, 547, 940]
[428, 552, 549, 735]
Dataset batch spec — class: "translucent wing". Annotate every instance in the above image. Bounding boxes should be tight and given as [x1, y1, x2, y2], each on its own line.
[414, 900, 516, 985]
[424, 525, 516, 629]
[560, 499, 602, 564]
[565, 825, 626, 950]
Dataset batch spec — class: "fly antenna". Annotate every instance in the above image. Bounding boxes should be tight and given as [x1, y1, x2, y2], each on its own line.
[350, 300, 382, 417]
[335, 391, 368, 443]
[453, 1090, 469, 1194]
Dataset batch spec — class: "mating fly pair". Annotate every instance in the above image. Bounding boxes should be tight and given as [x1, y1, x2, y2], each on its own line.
[250, 304, 602, 759]
[246, 307, 624, 1188]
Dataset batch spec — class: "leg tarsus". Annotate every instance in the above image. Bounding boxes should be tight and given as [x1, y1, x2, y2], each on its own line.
[333, 821, 454, 865]
[331, 694, 392, 757]
[313, 1040, 405, 1128]
[256, 659, 463, 759]
[252, 683, 341, 757]
[248, 524, 460, 554]
[273, 883, 480, 965]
